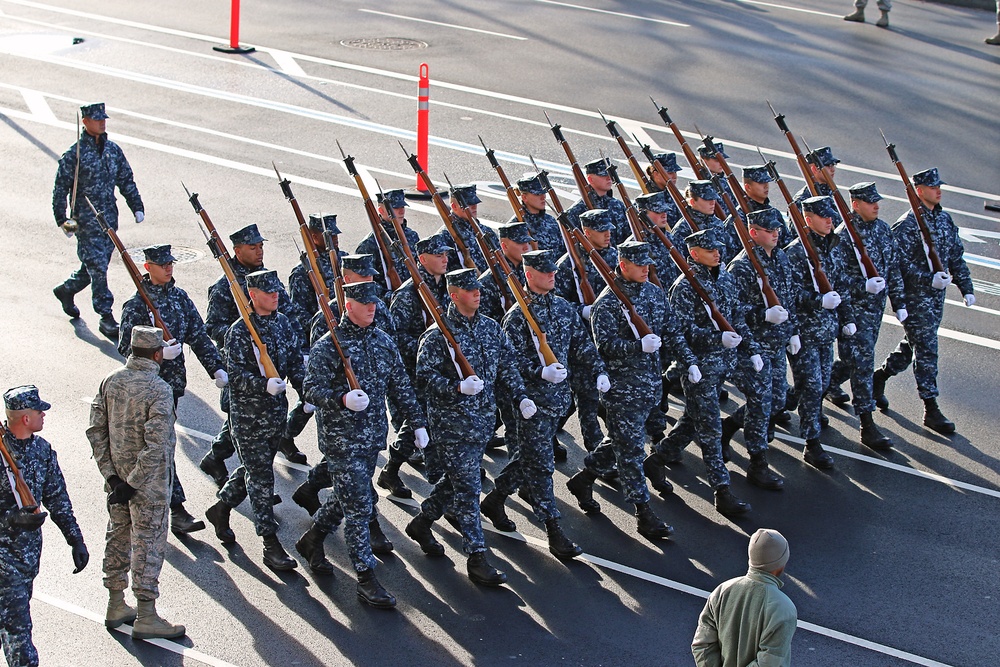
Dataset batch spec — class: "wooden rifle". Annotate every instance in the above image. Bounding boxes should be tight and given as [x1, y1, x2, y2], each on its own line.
[374, 179, 417, 266]
[767, 101, 820, 197]
[273, 164, 335, 310]
[544, 112, 595, 210]
[635, 138, 701, 233]
[478, 136, 528, 226]
[0, 422, 42, 513]
[603, 158, 661, 287]
[322, 228, 347, 315]
[599, 110, 653, 193]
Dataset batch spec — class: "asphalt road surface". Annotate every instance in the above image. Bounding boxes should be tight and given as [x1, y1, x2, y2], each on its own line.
[0, 0, 997, 665]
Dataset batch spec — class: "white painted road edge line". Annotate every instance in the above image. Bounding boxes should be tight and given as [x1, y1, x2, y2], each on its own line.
[532, 0, 690, 27]
[881, 314, 1000, 351]
[32, 591, 242, 667]
[358, 9, 527, 40]
[733, 0, 842, 19]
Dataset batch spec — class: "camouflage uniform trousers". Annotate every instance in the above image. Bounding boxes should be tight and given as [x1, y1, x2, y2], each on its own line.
[494, 412, 561, 522]
[583, 390, 653, 505]
[103, 494, 171, 600]
[569, 371, 604, 451]
[790, 340, 834, 440]
[386, 391, 420, 469]
[169, 392, 186, 508]
[0, 578, 36, 667]
[60, 232, 115, 316]
[729, 348, 780, 456]
[209, 387, 236, 461]
[218, 405, 285, 537]
[420, 438, 488, 555]
[314, 447, 381, 573]
[656, 367, 732, 490]
[282, 398, 314, 441]
[831, 305, 884, 414]
[879, 296, 942, 400]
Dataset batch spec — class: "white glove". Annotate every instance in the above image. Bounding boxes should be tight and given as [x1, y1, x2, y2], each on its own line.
[343, 389, 369, 411]
[213, 369, 228, 388]
[641, 334, 661, 353]
[764, 306, 788, 325]
[519, 398, 537, 419]
[787, 334, 802, 356]
[414, 427, 429, 450]
[931, 272, 951, 290]
[596, 374, 610, 393]
[541, 363, 568, 384]
[865, 277, 886, 294]
[266, 378, 287, 396]
[303, 402, 316, 414]
[687, 365, 702, 384]
[581, 305, 593, 321]
[134, 211, 144, 224]
[721, 331, 742, 349]
[459, 375, 484, 396]
[161, 339, 182, 360]
[842, 323, 857, 337]
[964, 294, 976, 307]
[750, 354, 764, 373]
[303, 354, 309, 366]
[60, 223, 75, 238]
[821, 291, 842, 310]
[895, 309, 908, 323]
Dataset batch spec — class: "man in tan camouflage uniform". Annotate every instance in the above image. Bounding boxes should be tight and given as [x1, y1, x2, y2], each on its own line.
[87, 325, 185, 640]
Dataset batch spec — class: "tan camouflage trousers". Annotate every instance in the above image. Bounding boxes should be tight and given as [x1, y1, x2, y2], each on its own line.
[102, 499, 169, 600]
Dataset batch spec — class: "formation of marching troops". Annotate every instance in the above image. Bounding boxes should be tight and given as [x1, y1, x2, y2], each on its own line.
[0, 100, 975, 662]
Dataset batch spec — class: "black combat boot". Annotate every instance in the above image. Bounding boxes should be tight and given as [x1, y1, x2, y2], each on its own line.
[719, 388, 729, 403]
[53, 284, 80, 318]
[545, 518, 583, 559]
[720, 416, 740, 463]
[803, 438, 835, 470]
[295, 524, 334, 574]
[517, 486, 535, 505]
[746, 453, 784, 491]
[405, 513, 444, 556]
[357, 568, 396, 608]
[553, 438, 568, 462]
[467, 551, 507, 587]
[262, 534, 297, 571]
[291, 480, 322, 516]
[205, 501, 236, 543]
[376, 459, 412, 499]
[634, 502, 674, 539]
[480, 489, 516, 532]
[824, 384, 851, 407]
[170, 504, 206, 536]
[369, 516, 394, 555]
[771, 409, 791, 426]
[642, 453, 674, 496]
[872, 369, 889, 411]
[714, 486, 751, 517]
[566, 469, 601, 514]
[199, 453, 229, 487]
[277, 436, 307, 465]
[98, 314, 119, 341]
[859, 411, 892, 450]
[923, 398, 956, 435]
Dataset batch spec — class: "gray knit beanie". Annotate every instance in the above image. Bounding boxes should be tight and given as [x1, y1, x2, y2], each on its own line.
[748, 528, 789, 571]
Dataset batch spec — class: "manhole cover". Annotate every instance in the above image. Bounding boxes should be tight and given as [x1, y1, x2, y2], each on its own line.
[125, 245, 204, 266]
[340, 37, 427, 50]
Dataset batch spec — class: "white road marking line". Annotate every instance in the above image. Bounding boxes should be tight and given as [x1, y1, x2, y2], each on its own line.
[881, 314, 1000, 351]
[731, 0, 842, 19]
[358, 9, 527, 40]
[945, 298, 1000, 317]
[19, 88, 56, 123]
[32, 592, 242, 667]
[964, 253, 1000, 271]
[268, 49, 306, 77]
[532, 0, 690, 27]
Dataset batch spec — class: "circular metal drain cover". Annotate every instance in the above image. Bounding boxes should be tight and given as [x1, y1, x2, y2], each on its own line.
[340, 37, 427, 51]
[125, 245, 204, 266]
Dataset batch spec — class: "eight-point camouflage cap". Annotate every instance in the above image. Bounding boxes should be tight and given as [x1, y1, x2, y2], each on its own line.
[686, 228, 727, 251]
[446, 268, 483, 291]
[584, 158, 610, 176]
[80, 102, 109, 120]
[522, 249, 558, 273]
[698, 141, 727, 159]
[131, 325, 168, 349]
[688, 180, 721, 202]
[498, 222, 533, 244]
[848, 182, 884, 203]
[747, 207, 785, 231]
[246, 269, 282, 292]
[516, 173, 547, 195]
[652, 152, 682, 172]
[377, 189, 409, 209]
[801, 195, 839, 220]
[416, 233, 453, 256]
[230, 224, 267, 246]
[142, 244, 176, 265]
[309, 214, 342, 234]
[344, 281, 381, 304]
[579, 208, 615, 232]
[912, 168, 945, 187]
[742, 165, 774, 184]
[618, 240, 654, 266]
[342, 254, 379, 276]
[3, 385, 51, 411]
[635, 191, 671, 213]
[808, 146, 840, 168]
[450, 184, 482, 206]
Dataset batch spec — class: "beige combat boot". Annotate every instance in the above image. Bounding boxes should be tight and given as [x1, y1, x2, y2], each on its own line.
[105, 590, 136, 629]
[131, 599, 186, 640]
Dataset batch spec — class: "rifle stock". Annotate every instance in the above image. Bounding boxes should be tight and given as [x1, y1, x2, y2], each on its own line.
[544, 112, 595, 209]
[297, 251, 359, 391]
[479, 136, 528, 228]
[274, 165, 334, 309]
[536, 167, 597, 305]
[767, 102, 819, 197]
[881, 136, 945, 275]
[0, 422, 42, 513]
[605, 161, 661, 287]
[599, 111, 653, 193]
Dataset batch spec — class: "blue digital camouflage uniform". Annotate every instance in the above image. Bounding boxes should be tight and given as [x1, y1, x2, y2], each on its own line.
[829, 211, 906, 413]
[52, 130, 143, 317]
[1, 433, 83, 667]
[786, 228, 856, 440]
[478, 261, 523, 324]
[496, 285, 605, 521]
[416, 301, 528, 554]
[879, 202, 973, 398]
[516, 210, 564, 254]
[304, 316, 425, 573]
[355, 220, 421, 293]
[565, 193, 631, 246]
[217, 308, 305, 537]
[670, 209, 736, 264]
[441, 214, 500, 274]
[288, 251, 337, 352]
[658, 260, 755, 489]
[587, 264, 696, 501]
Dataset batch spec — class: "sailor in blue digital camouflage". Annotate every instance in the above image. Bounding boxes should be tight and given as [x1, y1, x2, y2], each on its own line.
[200, 224, 306, 486]
[698, 141, 738, 219]
[287, 214, 341, 348]
[723, 166, 779, 248]
[484, 250, 606, 558]
[2, 386, 87, 667]
[554, 209, 618, 452]
[874, 168, 974, 435]
[52, 103, 144, 340]
[118, 244, 220, 536]
[204, 271, 305, 573]
[86, 327, 185, 640]
[406, 268, 535, 587]
[356, 188, 421, 293]
[380, 234, 453, 499]
[441, 184, 501, 273]
[477, 222, 530, 322]
[786, 196, 857, 470]
[565, 241, 693, 536]
[825, 183, 906, 450]
[298, 281, 427, 608]
[645, 230, 757, 517]
[633, 192, 681, 287]
[564, 158, 631, 245]
[513, 173, 564, 253]
[724, 208, 799, 491]
[792, 147, 838, 205]
[643, 153, 684, 228]
[670, 180, 736, 263]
